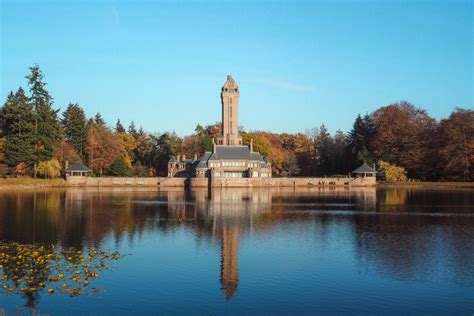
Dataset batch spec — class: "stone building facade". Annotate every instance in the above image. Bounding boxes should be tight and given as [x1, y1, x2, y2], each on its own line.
[168, 75, 272, 179]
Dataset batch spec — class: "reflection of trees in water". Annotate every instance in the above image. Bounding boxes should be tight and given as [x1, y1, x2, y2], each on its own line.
[377, 188, 408, 209]
[0, 187, 472, 297]
[355, 189, 474, 285]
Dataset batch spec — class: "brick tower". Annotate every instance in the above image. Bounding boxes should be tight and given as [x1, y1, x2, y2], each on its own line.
[219, 75, 242, 146]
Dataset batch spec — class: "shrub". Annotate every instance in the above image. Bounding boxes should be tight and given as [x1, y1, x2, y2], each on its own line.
[109, 157, 131, 176]
[37, 159, 62, 179]
[378, 160, 407, 182]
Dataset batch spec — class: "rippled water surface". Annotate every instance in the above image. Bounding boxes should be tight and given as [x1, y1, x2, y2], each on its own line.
[0, 187, 473, 315]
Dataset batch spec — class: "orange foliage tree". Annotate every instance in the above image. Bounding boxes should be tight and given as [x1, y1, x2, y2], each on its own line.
[116, 132, 138, 168]
[436, 108, 473, 180]
[372, 101, 436, 179]
[86, 121, 120, 174]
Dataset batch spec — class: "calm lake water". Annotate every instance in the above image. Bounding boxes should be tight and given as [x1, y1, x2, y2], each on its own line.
[0, 187, 473, 315]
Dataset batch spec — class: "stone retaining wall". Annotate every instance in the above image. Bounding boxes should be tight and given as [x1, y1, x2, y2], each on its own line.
[66, 176, 168, 187]
[66, 176, 375, 188]
[210, 177, 361, 188]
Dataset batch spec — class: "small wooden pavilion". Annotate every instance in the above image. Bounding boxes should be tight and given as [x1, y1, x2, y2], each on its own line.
[64, 162, 92, 177]
[352, 163, 377, 178]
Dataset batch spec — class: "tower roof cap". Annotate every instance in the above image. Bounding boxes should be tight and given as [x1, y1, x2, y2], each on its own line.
[222, 75, 238, 89]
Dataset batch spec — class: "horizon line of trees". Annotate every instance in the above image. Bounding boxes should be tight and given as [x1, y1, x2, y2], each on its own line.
[0, 65, 472, 181]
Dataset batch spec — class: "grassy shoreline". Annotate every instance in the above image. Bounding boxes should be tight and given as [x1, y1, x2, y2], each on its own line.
[0, 177, 68, 189]
[0, 177, 472, 190]
[377, 181, 474, 189]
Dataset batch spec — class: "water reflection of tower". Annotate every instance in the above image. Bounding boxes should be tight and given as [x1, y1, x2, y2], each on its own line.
[202, 189, 272, 299]
[220, 220, 240, 298]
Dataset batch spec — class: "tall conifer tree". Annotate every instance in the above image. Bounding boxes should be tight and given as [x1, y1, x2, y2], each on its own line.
[26, 64, 61, 174]
[2, 88, 36, 167]
[115, 119, 125, 134]
[62, 103, 87, 157]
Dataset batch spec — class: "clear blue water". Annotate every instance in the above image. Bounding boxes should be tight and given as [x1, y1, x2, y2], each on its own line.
[0, 187, 473, 315]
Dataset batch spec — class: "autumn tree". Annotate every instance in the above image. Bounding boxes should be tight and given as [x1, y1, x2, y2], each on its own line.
[37, 159, 62, 178]
[437, 108, 473, 180]
[62, 103, 87, 157]
[116, 132, 138, 168]
[180, 124, 214, 157]
[86, 119, 120, 174]
[53, 138, 81, 168]
[378, 160, 407, 182]
[372, 101, 436, 179]
[282, 132, 317, 176]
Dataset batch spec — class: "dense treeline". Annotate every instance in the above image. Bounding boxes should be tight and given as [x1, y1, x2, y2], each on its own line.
[0, 65, 472, 181]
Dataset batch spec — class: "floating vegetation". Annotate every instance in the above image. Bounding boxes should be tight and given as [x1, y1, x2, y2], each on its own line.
[0, 241, 123, 302]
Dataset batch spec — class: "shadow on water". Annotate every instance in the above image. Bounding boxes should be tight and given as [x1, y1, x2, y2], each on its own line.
[0, 186, 473, 311]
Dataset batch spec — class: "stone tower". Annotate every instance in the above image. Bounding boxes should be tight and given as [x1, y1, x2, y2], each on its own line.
[219, 75, 242, 146]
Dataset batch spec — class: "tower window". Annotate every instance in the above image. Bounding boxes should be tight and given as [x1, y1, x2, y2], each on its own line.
[230, 98, 232, 104]
[230, 106, 232, 117]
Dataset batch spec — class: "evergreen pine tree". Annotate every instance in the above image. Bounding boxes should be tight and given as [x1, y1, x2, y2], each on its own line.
[3, 88, 36, 167]
[128, 121, 138, 138]
[346, 114, 375, 168]
[115, 119, 126, 134]
[62, 103, 87, 157]
[26, 64, 61, 172]
[315, 124, 333, 176]
[94, 113, 106, 127]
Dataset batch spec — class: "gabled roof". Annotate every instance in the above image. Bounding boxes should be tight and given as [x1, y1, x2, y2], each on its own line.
[169, 156, 177, 163]
[194, 146, 270, 168]
[65, 161, 91, 172]
[196, 152, 212, 169]
[207, 145, 255, 160]
[352, 163, 377, 174]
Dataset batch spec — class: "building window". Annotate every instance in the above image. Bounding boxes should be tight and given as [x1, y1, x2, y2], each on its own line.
[215, 172, 220, 177]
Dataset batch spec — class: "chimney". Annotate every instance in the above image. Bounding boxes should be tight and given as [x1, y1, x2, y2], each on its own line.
[65, 160, 69, 169]
[182, 155, 186, 161]
[177, 155, 181, 162]
[194, 154, 198, 161]
[213, 142, 216, 153]
[250, 138, 254, 152]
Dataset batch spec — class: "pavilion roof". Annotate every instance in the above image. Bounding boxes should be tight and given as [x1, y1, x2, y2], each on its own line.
[64, 161, 92, 172]
[352, 163, 377, 174]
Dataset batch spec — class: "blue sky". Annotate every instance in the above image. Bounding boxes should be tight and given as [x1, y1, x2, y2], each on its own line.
[1, 0, 472, 136]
